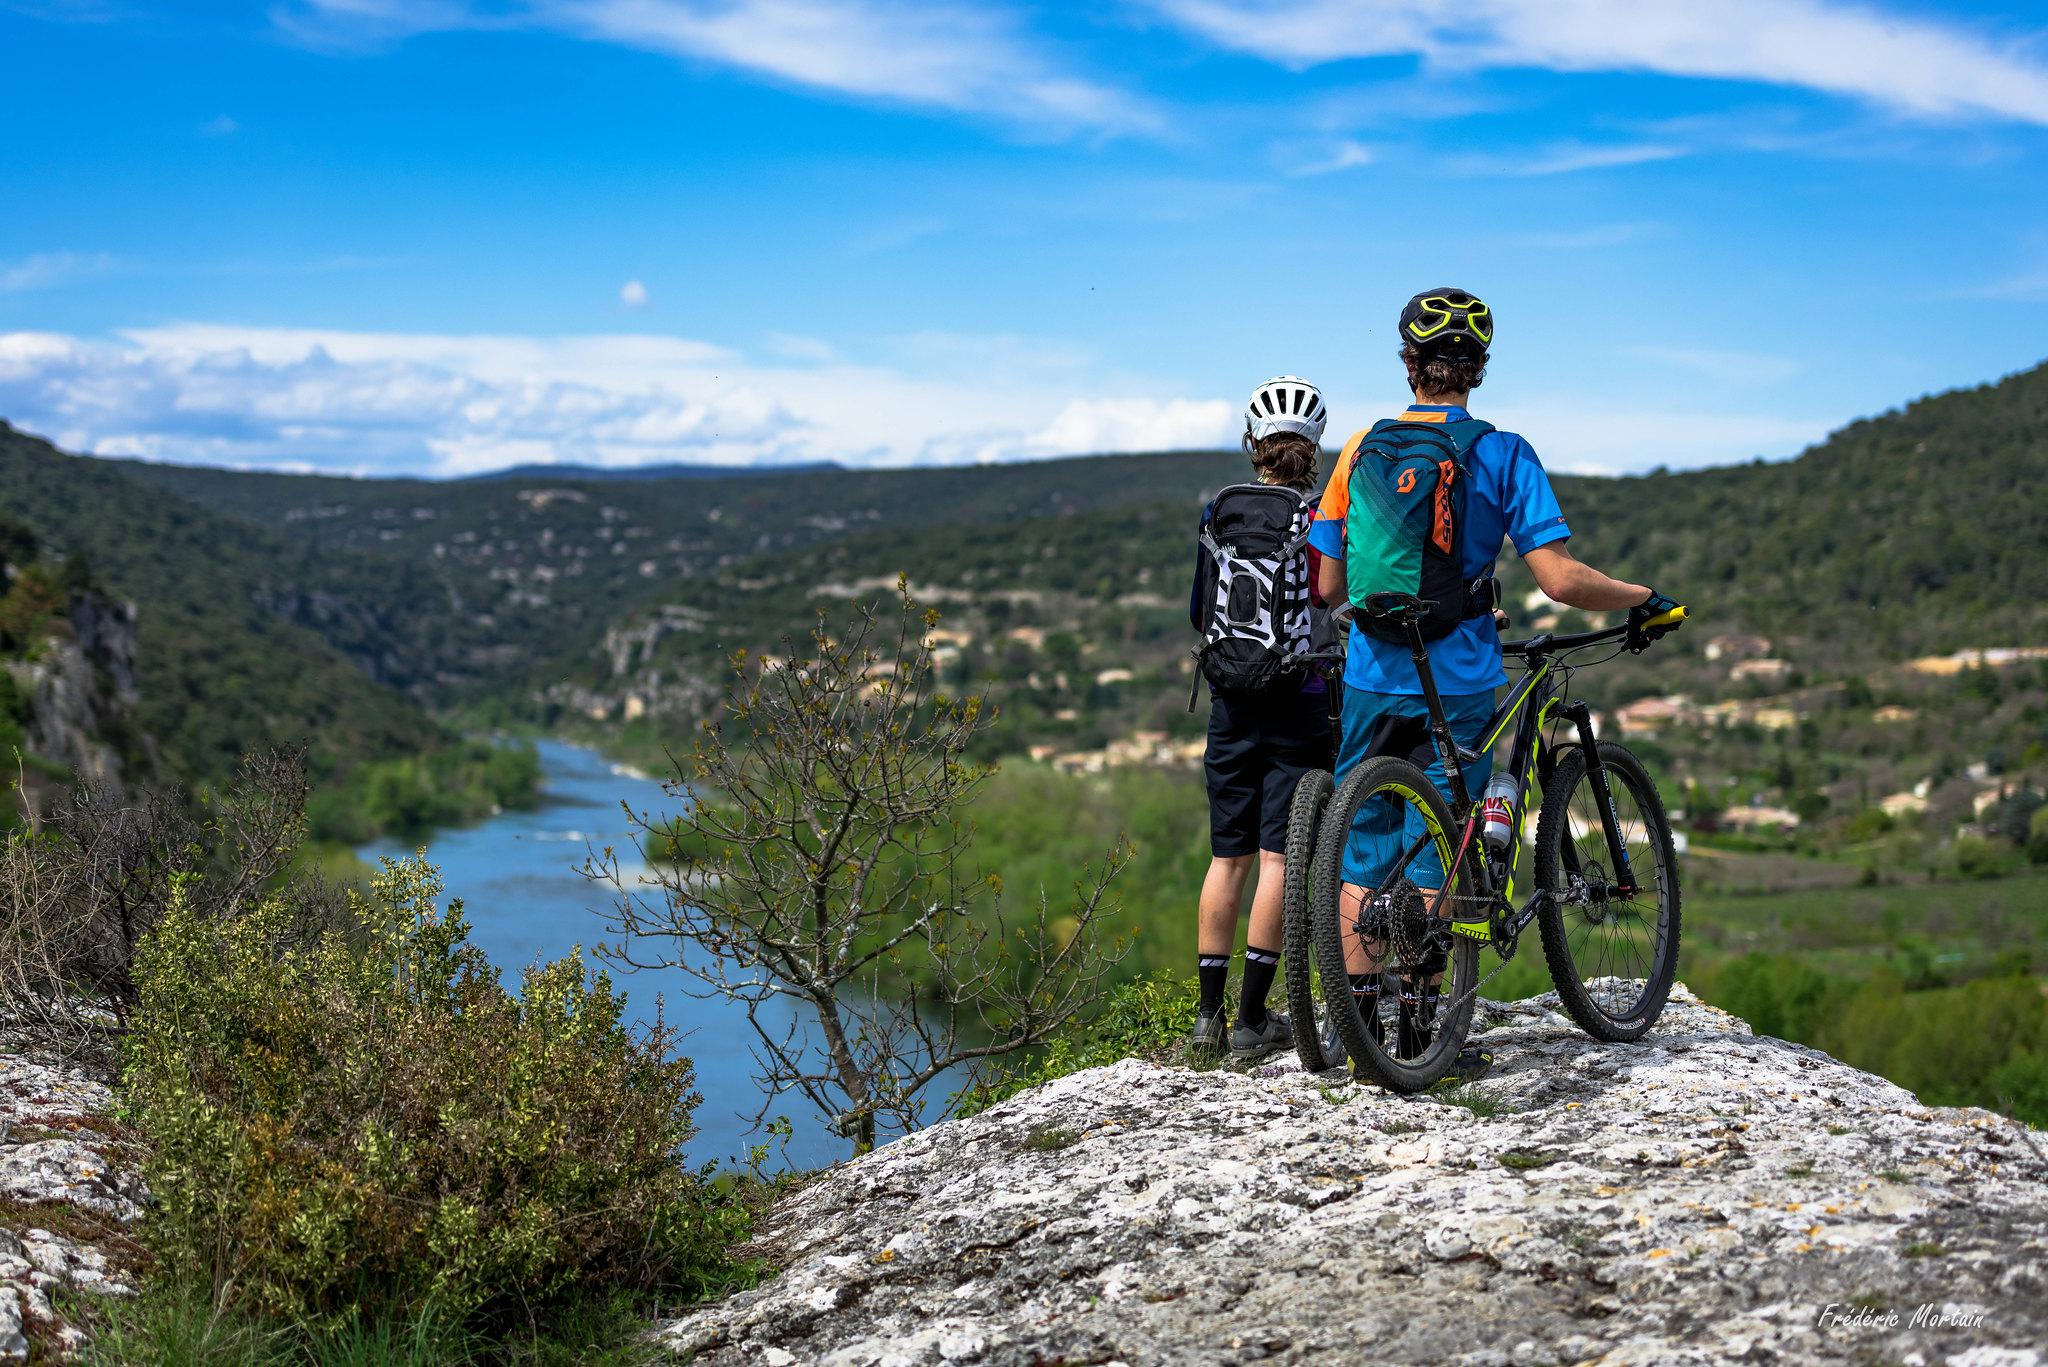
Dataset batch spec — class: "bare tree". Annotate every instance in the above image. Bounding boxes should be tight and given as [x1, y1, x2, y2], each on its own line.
[0, 747, 321, 1061]
[591, 587, 1128, 1154]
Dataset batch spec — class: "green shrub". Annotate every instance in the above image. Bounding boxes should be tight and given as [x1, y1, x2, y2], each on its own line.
[125, 854, 750, 1326]
[1986, 1049, 2048, 1128]
[0, 562, 65, 648]
[304, 740, 541, 844]
[2028, 806, 2048, 866]
[957, 970, 1197, 1115]
[1953, 835, 2018, 880]
[1705, 952, 1841, 1041]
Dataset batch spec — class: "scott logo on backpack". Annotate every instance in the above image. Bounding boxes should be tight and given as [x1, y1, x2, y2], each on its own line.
[1189, 483, 1316, 702]
[1341, 416, 1499, 642]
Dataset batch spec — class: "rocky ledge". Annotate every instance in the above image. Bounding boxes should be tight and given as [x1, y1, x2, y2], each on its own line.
[0, 1048, 146, 1360]
[660, 987, 2047, 1367]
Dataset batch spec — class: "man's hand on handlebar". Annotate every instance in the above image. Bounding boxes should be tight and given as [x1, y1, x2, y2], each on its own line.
[1627, 589, 1686, 652]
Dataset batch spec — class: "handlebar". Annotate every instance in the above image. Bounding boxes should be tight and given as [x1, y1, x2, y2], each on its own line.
[1502, 605, 1687, 657]
[1320, 600, 1687, 661]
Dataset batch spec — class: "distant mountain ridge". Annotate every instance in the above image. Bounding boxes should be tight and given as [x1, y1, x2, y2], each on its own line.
[458, 458, 844, 482]
[0, 357, 2041, 791]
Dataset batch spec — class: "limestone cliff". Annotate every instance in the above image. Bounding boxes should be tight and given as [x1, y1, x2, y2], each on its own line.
[661, 988, 2048, 1366]
[2, 587, 151, 819]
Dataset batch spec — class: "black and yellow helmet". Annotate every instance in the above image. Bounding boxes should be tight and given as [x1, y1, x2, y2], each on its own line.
[1399, 287, 1493, 353]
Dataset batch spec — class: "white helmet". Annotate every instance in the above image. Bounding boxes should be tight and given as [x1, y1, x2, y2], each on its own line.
[1246, 375, 1327, 445]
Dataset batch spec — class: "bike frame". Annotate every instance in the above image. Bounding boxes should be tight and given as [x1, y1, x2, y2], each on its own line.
[1373, 613, 1641, 946]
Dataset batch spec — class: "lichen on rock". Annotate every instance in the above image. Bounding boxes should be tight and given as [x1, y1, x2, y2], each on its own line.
[0, 1049, 145, 1361]
[658, 986, 2048, 1366]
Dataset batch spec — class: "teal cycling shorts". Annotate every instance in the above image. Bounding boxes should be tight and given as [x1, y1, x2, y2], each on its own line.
[1336, 688, 1495, 888]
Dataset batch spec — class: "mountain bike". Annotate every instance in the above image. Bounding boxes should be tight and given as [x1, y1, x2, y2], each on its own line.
[1282, 592, 1688, 1091]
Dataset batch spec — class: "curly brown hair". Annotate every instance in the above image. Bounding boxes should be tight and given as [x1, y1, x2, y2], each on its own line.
[1244, 431, 1318, 490]
[1401, 341, 1487, 401]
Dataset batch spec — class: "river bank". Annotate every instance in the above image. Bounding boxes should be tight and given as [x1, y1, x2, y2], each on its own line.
[355, 738, 964, 1170]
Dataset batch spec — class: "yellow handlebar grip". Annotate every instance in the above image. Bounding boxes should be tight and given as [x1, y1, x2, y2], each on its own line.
[1643, 605, 1688, 629]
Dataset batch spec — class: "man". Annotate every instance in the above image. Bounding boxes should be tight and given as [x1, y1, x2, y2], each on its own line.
[1308, 288, 1682, 1068]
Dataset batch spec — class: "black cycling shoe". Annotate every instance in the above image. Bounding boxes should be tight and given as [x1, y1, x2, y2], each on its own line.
[1189, 1006, 1228, 1057]
[1440, 1045, 1495, 1084]
[1228, 1010, 1293, 1061]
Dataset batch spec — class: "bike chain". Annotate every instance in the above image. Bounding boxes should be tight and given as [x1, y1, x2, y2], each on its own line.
[1353, 886, 1523, 1026]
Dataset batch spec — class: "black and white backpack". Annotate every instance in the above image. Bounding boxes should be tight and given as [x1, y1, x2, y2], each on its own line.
[1189, 484, 1315, 702]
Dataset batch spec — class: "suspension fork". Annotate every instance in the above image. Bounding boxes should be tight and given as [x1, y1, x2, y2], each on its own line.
[1559, 700, 1634, 893]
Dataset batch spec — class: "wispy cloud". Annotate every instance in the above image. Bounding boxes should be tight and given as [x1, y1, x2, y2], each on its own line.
[198, 114, 240, 136]
[1151, 0, 2048, 127]
[0, 325, 1235, 474]
[1503, 221, 1664, 251]
[0, 251, 116, 293]
[1276, 137, 1374, 177]
[618, 279, 649, 308]
[276, 0, 1159, 138]
[1493, 398, 1825, 474]
[1486, 140, 1686, 177]
[1630, 346, 1802, 386]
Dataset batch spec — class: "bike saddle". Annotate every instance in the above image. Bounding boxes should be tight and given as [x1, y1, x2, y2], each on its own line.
[1362, 591, 1430, 620]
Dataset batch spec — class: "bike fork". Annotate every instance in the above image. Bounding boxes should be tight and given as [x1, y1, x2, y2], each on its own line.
[1560, 701, 1634, 895]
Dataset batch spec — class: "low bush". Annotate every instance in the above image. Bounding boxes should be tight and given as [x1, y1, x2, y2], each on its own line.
[124, 853, 752, 1327]
[957, 970, 1198, 1116]
[1697, 952, 2048, 1127]
[1954, 834, 2019, 881]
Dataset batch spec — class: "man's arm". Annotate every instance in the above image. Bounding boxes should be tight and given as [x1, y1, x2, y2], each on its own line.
[1317, 554, 1345, 605]
[1523, 542, 1652, 611]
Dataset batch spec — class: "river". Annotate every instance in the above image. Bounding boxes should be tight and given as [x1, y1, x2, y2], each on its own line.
[357, 738, 964, 1171]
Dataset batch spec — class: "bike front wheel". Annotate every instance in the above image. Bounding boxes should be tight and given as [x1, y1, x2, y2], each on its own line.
[1533, 740, 1682, 1042]
[1311, 756, 1481, 1093]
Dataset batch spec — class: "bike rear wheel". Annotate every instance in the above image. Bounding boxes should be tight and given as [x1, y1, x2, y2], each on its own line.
[1282, 768, 1337, 1073]
[1310, 756, 1481, 1093]
[1533, 740, 1682, 1041]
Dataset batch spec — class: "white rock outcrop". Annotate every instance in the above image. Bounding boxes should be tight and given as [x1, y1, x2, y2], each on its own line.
[0, 1051, 144, 1360]
[660, 988, 2048, 1366]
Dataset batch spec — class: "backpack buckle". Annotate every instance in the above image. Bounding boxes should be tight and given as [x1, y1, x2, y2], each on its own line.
[1465, 575, 1502, 617]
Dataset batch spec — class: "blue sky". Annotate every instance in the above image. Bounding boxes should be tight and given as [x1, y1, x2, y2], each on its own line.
[2, 0, 2045, 476]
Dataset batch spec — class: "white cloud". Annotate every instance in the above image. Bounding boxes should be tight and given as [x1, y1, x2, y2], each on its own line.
[1630, 346, 1802, 386]
[1151, 0, 2048, 127]
[1490, 141, 1685, 177]
[1503, 221, 1664, 250]
[619, 278, 649, 307]
[1487, 398, 1825, 474]
[199, 114, 239, 136]
[278, 0, 1158, 137]
[1024, 398, 1235, 459]
[0, 251, 115, 293]
[1277, 137, 1374, 177]
[0, 325, 1230, 475]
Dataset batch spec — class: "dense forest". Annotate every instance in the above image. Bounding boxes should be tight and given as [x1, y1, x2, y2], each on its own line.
[5, 360, 2044, 851]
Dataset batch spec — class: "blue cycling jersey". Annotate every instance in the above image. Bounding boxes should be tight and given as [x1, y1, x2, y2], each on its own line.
[1308, 404, 1572, 695]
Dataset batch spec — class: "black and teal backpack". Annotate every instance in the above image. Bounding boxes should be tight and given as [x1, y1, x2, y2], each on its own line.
[1339, 416, 1496, 643]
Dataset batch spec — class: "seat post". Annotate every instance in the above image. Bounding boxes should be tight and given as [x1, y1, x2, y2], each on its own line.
[1405, 618, 1473, 811]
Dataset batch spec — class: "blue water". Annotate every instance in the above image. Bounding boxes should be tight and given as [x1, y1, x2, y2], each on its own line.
[357, 738, 962, 1171]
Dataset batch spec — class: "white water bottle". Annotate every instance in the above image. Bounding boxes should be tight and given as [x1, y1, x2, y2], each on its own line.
[1480, 772, 1519, 855]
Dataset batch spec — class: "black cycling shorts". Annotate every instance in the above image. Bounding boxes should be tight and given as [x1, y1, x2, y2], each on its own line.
[1204, 689, 1332, 857]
